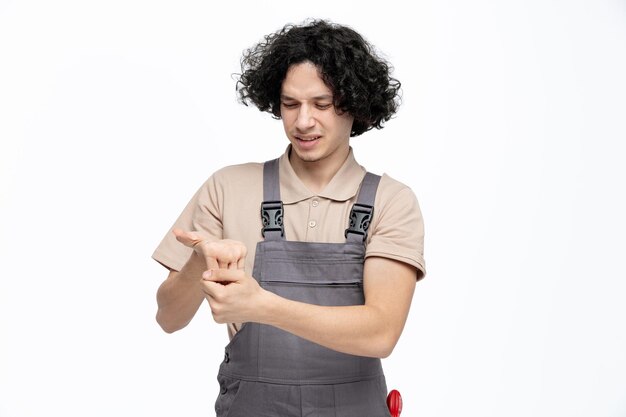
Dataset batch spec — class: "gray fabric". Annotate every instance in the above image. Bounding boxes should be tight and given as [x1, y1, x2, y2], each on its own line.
[261, 158, 284, 241]
[262, 158, 281, 202]
[216, 160, 390, 417]
[346, 172, 380, 244]
[216, 376, 390, 417]
[355, 171, 381, 206]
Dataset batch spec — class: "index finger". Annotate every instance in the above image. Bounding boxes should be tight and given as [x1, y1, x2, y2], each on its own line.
[205, 255, 219, 271]
[199, 241, 220, 271]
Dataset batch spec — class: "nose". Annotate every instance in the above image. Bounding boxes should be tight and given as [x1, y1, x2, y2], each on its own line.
[295, 104, 315, 131]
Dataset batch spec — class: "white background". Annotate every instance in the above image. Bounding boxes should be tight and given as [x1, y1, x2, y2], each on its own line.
[1, 1, 625, 416]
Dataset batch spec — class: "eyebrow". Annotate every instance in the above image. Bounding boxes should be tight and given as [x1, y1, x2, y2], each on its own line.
[280, 94, 334, 101]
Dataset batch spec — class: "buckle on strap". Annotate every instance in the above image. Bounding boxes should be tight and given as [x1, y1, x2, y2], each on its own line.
[261, 200, 284, 237]
[345, 203, 374, 242]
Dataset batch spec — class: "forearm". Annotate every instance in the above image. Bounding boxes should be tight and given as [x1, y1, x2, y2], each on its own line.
[205, 257, 416, 357]
[156, 252, 206, 333]
[256, 259, 416, 358]
[259, 292, 400, 358]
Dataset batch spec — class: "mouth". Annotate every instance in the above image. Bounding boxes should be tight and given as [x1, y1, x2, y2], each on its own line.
[293, 135, 321, 151]
[295, 135, 321, 142]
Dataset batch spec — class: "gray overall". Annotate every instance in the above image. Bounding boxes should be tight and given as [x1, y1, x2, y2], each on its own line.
[215, 159, 391, 417]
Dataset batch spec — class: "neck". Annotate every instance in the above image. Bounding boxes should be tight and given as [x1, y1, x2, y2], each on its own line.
[289, 147, 350, 194]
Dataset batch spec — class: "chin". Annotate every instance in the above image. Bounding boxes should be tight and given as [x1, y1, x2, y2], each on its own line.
[293, 151, 325, 164]
[295, 154, 322, 163]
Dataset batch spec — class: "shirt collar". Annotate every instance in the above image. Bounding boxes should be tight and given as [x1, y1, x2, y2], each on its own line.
[278, 145, 366, 204]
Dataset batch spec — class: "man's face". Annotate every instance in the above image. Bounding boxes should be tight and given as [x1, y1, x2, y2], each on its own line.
[280, 62, 354, 170]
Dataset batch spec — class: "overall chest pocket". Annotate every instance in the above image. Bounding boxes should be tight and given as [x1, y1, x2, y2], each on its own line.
[254, 253, 371, 383]
[260, 257, 365, 306]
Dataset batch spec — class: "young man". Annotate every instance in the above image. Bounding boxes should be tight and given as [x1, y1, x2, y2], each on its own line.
[153, 19, 425, 417]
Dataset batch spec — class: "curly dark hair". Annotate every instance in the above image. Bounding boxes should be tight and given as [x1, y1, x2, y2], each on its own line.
[235, 19, 402, 137]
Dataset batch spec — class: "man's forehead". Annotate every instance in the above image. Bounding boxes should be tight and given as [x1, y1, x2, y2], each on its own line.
[280, 92, 333, 101]
[281, 63, 335, 99]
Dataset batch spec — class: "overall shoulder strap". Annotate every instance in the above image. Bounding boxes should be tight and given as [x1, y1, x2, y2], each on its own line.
[345, 172, 381, 244]
[261, 158, 284, 240]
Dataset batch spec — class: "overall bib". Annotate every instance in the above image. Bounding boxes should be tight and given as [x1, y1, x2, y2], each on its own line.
[215, 159, 391, 417]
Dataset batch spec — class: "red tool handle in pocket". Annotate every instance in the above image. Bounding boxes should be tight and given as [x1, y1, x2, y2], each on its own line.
[386, 389, 402, 417]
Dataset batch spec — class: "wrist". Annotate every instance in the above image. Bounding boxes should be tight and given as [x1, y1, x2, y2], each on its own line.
[256, 287, 280, 326]
[180, 252, 207, 280]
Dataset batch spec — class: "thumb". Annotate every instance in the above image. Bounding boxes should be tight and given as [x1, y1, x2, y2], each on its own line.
[203, 269, 241, 284]
[173, 228, 204, 248]
[173, 228, 219, 270]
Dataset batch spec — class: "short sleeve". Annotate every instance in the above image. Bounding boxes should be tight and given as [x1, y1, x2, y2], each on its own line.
[152, 174, 224, 271]
[365, 175, 426, 280]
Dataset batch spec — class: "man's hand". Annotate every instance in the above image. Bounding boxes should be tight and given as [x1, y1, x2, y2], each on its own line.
[156, 230, 248, 333]
[200, 269, 269, 324]
[171, 229, 264, 323]
[172, 228, 247, 271]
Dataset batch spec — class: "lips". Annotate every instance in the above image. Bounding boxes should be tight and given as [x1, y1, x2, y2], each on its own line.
[293, 134, 321, 150]
[295, 135, 321, 141]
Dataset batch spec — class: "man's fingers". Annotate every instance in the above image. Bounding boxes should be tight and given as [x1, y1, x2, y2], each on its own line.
[173, 230, 217, 270]
[173, 228, 197, 247]
[173, 228, 207, 249]
[202, 269, 241, 284]
[201, 280, 223, 297]
[205, 256, 219, 271]
[172, 230, 247, 270]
